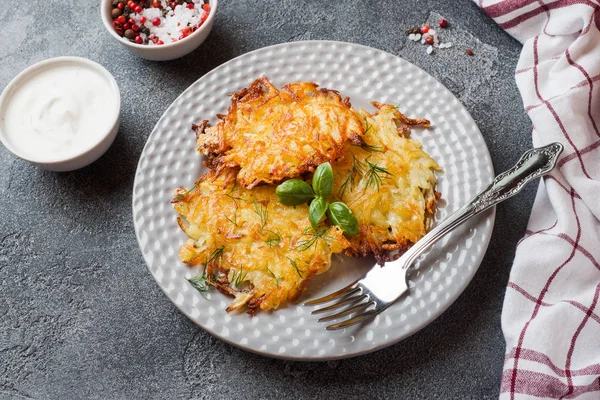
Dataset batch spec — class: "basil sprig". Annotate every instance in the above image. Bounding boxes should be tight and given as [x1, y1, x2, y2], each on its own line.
[312, 162, 333, 198]
[275, 179, 315, 206]
[327, 202, 359, 237]
[309, 196, 328, 228]
[275, 162, 359, 236]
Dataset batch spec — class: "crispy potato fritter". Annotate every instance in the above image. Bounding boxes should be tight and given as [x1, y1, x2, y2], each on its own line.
[194, 76, 364, 188]
[332, 103, 440, 264]
[174, 79, 441, 314]
[172, 170, 350, 313]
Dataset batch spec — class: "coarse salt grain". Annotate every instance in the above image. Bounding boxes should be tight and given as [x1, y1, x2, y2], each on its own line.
[137, 2, 209, 44]
[406, 22, 453, 54]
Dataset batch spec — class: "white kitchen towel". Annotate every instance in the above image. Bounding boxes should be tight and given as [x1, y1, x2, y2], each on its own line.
[476, 1, 600, 399]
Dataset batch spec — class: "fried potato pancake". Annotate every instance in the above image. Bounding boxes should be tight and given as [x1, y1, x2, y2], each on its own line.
[194, 76, 364, 188]
[172, 169, 350, 313]
[331, 103, 440, 264]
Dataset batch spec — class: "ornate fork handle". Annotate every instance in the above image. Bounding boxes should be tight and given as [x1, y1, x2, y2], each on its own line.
[399, 142, 564, 270]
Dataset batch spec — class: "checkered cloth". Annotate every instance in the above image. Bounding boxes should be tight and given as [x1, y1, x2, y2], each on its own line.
[476, 1, 600, 399]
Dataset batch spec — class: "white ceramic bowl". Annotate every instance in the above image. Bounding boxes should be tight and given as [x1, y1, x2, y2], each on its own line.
[0, 57, 121, 172]
[100, 0, 217, 61]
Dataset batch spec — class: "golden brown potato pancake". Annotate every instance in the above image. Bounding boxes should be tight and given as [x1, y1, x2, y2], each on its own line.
[194, 76, 364, 188]
[331, 103, 440, 264]
[172, 169, 350, 313]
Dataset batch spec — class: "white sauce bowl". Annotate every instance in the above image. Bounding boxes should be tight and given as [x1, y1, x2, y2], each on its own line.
[0, 57, 121, 172]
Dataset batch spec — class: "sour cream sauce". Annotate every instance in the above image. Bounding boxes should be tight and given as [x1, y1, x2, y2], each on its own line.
[1, 61, 117, 162]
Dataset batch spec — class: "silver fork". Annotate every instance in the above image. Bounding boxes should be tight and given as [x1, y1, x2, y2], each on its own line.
[306, 142, 564, 330]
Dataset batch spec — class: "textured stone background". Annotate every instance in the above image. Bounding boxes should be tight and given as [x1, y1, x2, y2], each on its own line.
[0, 0, 533, 399]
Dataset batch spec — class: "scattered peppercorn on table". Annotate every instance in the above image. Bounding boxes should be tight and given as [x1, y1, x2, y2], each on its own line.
[0, 0, 533, 398]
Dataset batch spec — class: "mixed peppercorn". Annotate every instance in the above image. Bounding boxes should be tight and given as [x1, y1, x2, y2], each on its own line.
[110, 0, 210, 45]
[405, 18, 481, 55]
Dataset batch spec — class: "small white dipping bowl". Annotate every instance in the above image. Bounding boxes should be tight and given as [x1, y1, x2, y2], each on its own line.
[0, 57, 121, 172]
[100, 0, 217, 61]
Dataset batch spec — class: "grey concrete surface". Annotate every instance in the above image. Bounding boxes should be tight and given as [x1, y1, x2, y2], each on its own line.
[0, 1, 533, 399]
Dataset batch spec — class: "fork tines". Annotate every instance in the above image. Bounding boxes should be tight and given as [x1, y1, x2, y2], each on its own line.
[305, 281, 378, 330]
[305, 280, 359, 306]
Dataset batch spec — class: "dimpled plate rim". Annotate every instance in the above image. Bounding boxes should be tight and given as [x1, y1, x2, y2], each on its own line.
[132, 40, 496, 361]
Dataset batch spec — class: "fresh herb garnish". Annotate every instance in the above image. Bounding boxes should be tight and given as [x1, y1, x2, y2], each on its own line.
[176, 181, 199, 200]
[187, 268, 214, 297]
[352, 142, 384, 153]
[265, 230, 283, 247]
[309, 196, 328, 229]
[276, 162, 359, 236]
[311, 161, 333, 198]
[206, 245, 225, 266]
[231, 266, 248, 288]
[275, 179, 315, 206]
[224, 193, 240, 227]
[327, 202, 359, 237]
[364, 157, 394, 191]
[294, 227, 333, 251]
[253, 201, 269, 230]
[287, 257, 304, 279]
[364, 118, 372, 134]
[338, 156, 366, 198]
[266, 265, 279, 286]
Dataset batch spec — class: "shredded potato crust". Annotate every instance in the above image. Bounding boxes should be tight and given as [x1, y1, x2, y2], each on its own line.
[173, 80, 440, 313]
[195, 76, 365, 188]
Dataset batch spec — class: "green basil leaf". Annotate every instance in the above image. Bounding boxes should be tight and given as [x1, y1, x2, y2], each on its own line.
[327, 202, 359, 236]
[276, 179, 315, 206]
[312, 162, 334, 198]
[309, 197, 328, 229]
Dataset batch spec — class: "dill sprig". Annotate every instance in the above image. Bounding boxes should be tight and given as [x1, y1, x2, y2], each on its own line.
[356, 116, 384, 152]
[224, 194, 240, 226]
[360, 143, 384, 153]
[253, 201, 269, 230]
[223, 183, 245, 227]
[188, 246, 224, 296]
[187, 268, 215, 297]
[266, 265, 279, 286]
[206, 245, 224, 266]
[224, 213, 238, 226]
[176, 182, 199, 200]
[294, 227, 333, 252]
[287, 257, 303, 279]
[231, 266, 248, 288]
[338, 156, 366, 198]
[265, 230, 282, 247]
[351, 142, 384, 153]
[226, 181, 242, 198]
[364, 157, 394, 191]
[364, 118, 372, 134]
